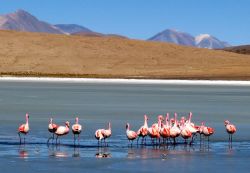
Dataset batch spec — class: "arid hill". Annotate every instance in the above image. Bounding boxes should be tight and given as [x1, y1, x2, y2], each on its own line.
[0, 30, 250, 80]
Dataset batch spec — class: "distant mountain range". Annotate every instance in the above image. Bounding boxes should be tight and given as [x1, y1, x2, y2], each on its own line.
[0, 9, 64, 34]
[148, 29, 230, 49]
[0, 10, 230, 49]
[0, 9, 99, 35]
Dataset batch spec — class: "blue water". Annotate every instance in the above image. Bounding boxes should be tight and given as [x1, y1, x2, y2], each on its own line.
[0, 81, 250, 173]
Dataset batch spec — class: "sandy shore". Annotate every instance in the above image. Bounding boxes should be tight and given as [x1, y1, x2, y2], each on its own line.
[1, 76, 250, 86]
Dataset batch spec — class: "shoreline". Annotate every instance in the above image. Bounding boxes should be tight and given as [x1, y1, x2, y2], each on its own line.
[1, 76, 250, 86]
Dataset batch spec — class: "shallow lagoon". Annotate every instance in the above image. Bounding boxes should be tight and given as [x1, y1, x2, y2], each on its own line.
[0, 80, 250, 173]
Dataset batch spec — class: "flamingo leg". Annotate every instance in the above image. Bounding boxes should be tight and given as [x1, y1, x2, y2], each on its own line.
[78, 134, 80, 145]
[18, 132, 21, 144]
[47, 136, 53, 144]
[73, 134, 76, 146]
[56, 135, 59, 145]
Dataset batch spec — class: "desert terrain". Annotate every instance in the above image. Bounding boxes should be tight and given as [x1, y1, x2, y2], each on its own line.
[1, 30, 250, 80]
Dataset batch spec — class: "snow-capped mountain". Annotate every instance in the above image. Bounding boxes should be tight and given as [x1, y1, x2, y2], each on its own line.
[54, 24, 93, 34]
[195, 34, 230, 49]
[0, 9, 64, 34]
[148, 29, 196, 46]
[149, 29, 230, 49]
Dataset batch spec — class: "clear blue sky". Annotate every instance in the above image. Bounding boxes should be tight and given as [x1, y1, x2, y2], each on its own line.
[0, 0, 249, 45]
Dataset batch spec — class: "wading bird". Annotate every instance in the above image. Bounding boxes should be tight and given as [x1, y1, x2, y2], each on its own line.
[18, 113, 30, 144]
[47, 118, 58, 143]
[54, 121, 70, 144]
[72, 117, 82, 144]
[137, 114, 149, 144]
[224, 120, 236, 143]
[170, 113, 181, 144]
[95, 129, 104, 145]
[102, 122, 112, 145]
[159, 113, 171, 144]
[199, 122, 214, 142]
[126, 123, 138, 146]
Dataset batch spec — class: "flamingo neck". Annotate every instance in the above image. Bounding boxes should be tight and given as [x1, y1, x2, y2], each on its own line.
[76, 118, 79, 124]
[144, 116, 148, 128]
[158, 118, 161, 129]
[174, 113, 177, 126]
[108, 123, 111, 130]
[166, 114, 169, 126]
[188, 112, 192, 123]
[26, 116, 29, 125]
[126, 124, 130, 131]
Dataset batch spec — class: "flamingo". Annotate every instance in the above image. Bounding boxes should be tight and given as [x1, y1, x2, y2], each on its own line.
[159, 113, 171, 144]
[179, 118, 192, 143]
[169, 113, 181, 144]
[185, 112, 198, 144]
[95, 129, 105, 145]
[47, 118, 58, 143]
[72, 117, 82, 144]
[224, 120, 236, 143]
[18, 113, 30, 144]
[199, 122, 214, 142]
[148, 115, 162, 144]
[102, 122, 112, 145]
[137, 114, 149, 144]
[54, 121, 70, 144]
[126, 123, 138, 146]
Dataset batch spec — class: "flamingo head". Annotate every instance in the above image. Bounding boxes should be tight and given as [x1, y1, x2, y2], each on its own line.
[170, 118, 175, 125]
[75, 117, 79, 123]
[26, 113, 29, 119]
[224, 120, 230, 126]
[201, 122, 205, 126]
[144, 114, 148, 121]
[166, 113, 169, 119]
[158, 115, 164, 121]
[65, 121, 70, 127]
[181, 116, 186, 121]
[50, 118, 53, 123]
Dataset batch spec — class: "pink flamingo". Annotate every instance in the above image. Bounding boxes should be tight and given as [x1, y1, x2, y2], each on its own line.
[180, 117, 192, 143]
[102, 122, 112, 145]
[54, 121, 70, 144]
[170, 113, 181, 144]
[160, 113, 171, 143]
[47, 118, 58, 143]
[224, 120, 236, 142]
[148, 116, 161, 145]
[199, 122, 214, 142]
[72, 117, 82, 144]
[137, 114, 149, 144]
[185, 112, 198, 144]
[95, 129, 105, 145]
[18, 113, 29, 144]
[126, 123, 138, 146]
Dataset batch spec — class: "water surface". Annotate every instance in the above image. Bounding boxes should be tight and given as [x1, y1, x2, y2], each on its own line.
[0, 81, 250, 172]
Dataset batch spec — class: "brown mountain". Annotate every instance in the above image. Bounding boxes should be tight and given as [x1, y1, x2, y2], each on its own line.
[224, 45, 250, 55]
[0, 9, 63, 34]
[0, 30, 250, 80]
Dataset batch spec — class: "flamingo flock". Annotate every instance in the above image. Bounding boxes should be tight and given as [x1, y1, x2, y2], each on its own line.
[17, 112, 237, 146]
